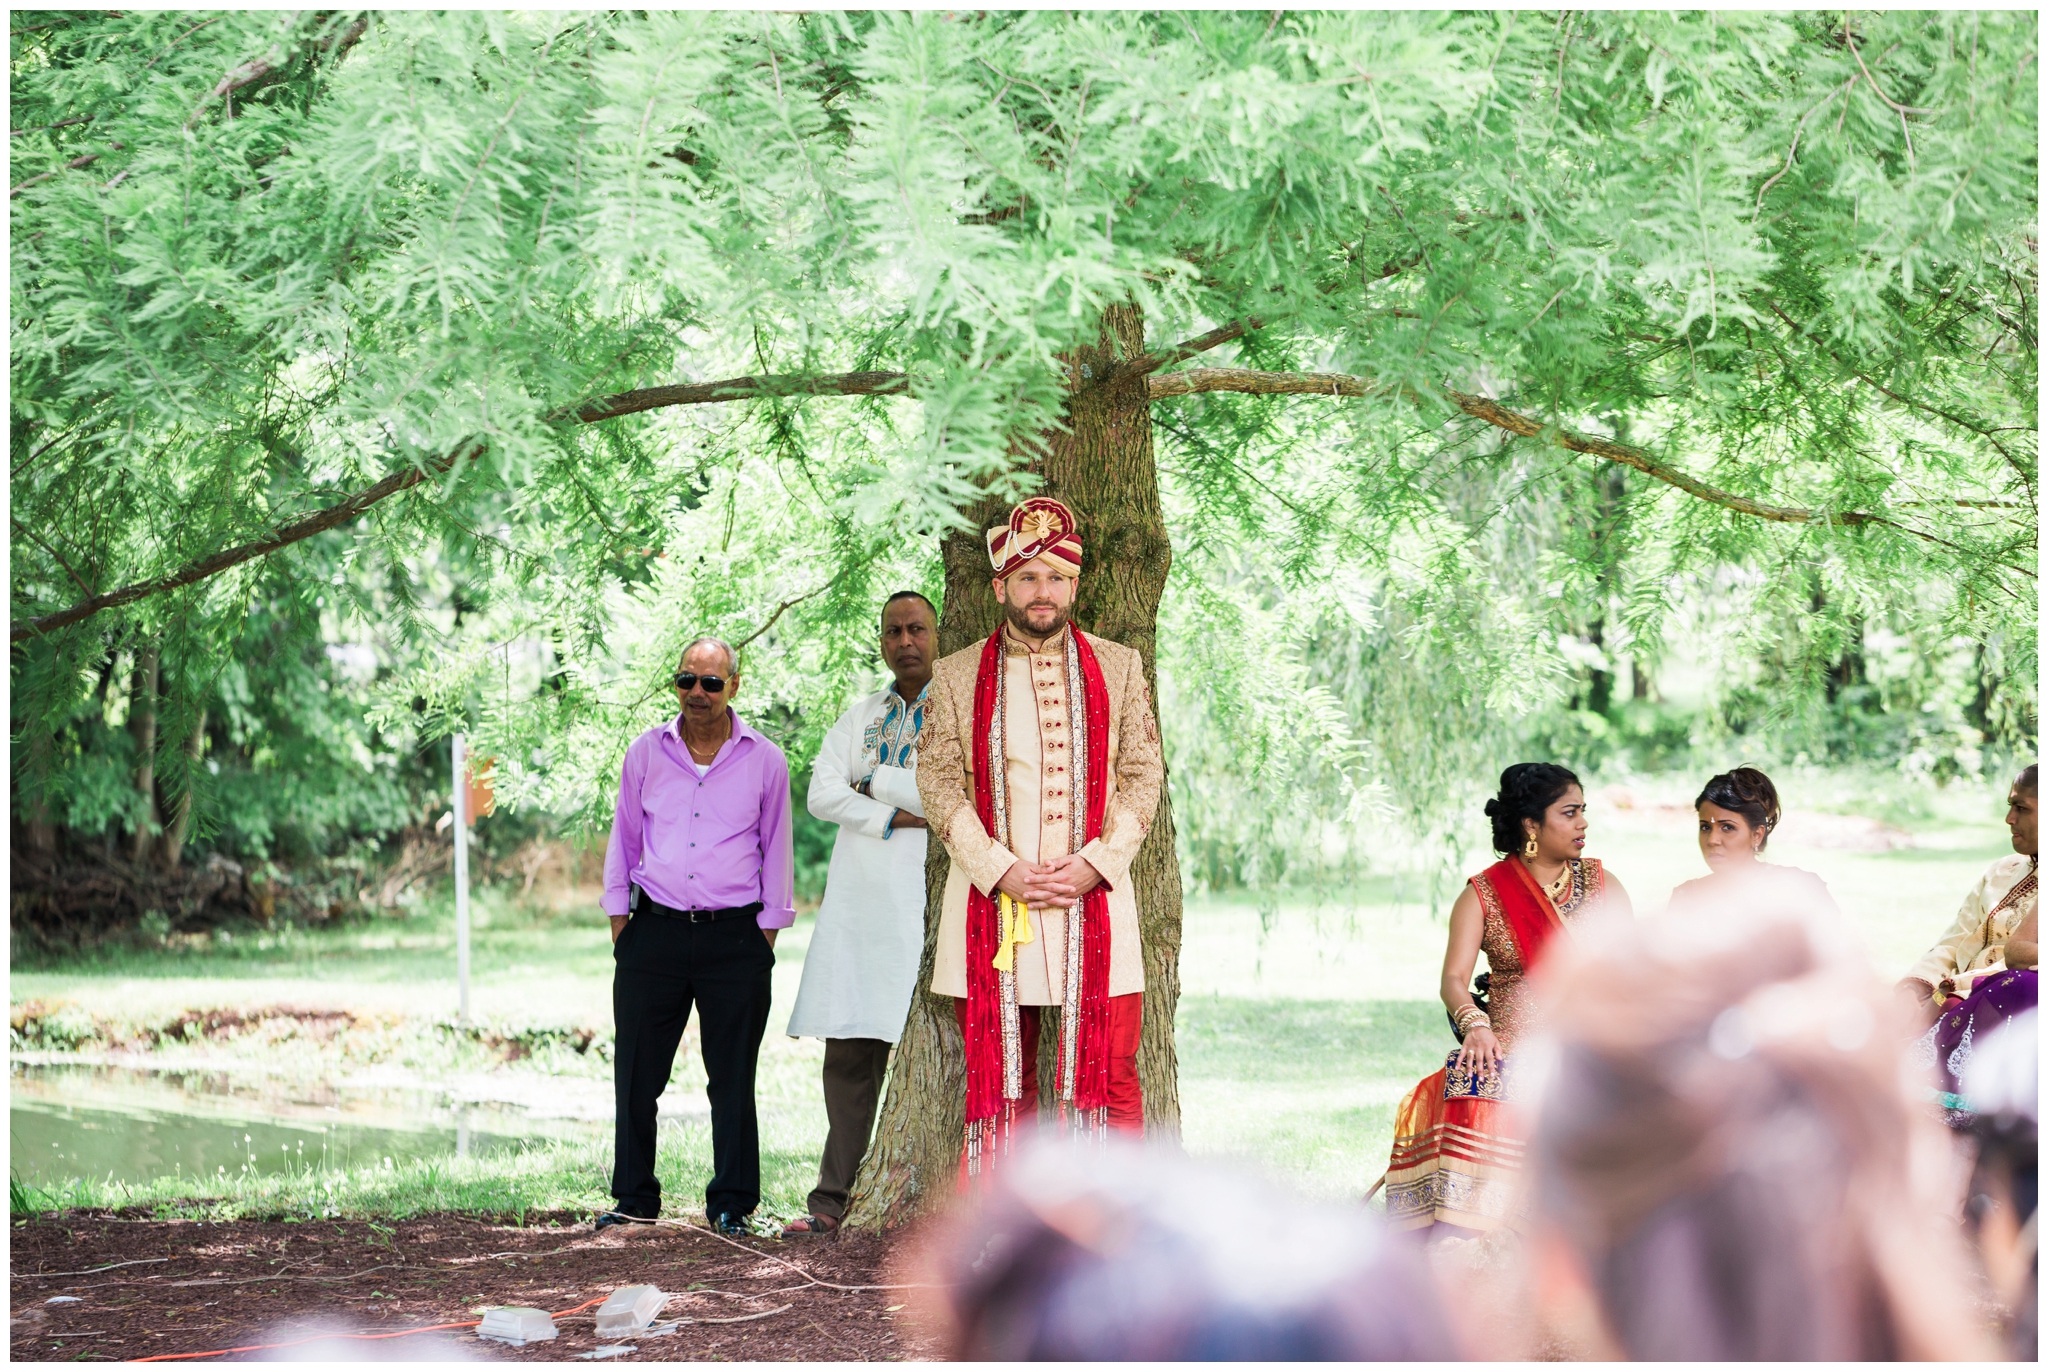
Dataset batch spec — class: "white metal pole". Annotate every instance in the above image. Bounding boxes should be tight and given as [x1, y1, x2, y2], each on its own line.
[452, 732, 471, 1027]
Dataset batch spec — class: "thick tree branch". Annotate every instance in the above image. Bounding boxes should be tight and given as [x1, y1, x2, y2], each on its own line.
[1147, 367, 2030, 573]
[11, 114, 95, 137]
[1149, 366, 1373, 402]
[186, 12, 370, 129]
[1150, 364, 1834, 519]
[1120, 317, 1264, 380]
[11, 444, 481, 643]
[10, 150, 113, 198]
[1441, 387, 1872, 525]
[574, 370, 908, 422]
[13, 370, 913, 642]
[22, 340, 2030, 643]
[1099, 249, 1423, 387]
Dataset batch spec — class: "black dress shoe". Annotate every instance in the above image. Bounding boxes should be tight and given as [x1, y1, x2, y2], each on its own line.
[709, 1212, 752, 1238]
[595, 1209, 655, 1231]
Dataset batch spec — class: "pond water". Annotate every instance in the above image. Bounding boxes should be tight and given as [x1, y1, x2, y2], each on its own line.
[9, 1062, 610, 1187]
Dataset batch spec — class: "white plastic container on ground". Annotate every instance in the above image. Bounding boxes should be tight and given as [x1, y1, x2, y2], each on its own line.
[476, 1306, 559, 1344]
[595, 1285, 669, 1337]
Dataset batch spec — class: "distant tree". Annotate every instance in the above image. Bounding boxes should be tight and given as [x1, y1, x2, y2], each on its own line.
[11, 10, 2035, 1224]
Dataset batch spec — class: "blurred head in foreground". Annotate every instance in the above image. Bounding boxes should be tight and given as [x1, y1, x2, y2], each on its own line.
[1962, 1008, 2038, 1360]
[1523, 903, 1990, 1361]
[929, 1138, 1456, 1361]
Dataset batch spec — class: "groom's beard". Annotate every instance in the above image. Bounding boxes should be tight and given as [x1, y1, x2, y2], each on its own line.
[1003, 598, 1071, 640]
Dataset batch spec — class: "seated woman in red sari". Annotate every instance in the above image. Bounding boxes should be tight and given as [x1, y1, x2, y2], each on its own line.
[1382, 763, 1632, 1238]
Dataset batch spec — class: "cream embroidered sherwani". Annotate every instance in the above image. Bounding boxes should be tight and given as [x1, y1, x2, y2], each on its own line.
[1908, 852, 2039, 991]
[919, 623, 1164, 1004]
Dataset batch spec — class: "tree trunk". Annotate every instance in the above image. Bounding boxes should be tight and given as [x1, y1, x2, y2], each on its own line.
[21, 726, 58, 856]
[128, 645, 161, 863]
[844, 303, 1183, 1229]
[162, 708, 207, 871]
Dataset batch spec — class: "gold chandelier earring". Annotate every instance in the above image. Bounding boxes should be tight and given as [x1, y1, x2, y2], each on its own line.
[1522, 833, 1539, 860]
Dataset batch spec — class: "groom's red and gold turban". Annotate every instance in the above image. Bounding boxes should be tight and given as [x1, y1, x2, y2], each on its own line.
[986, 497, 1082, 579]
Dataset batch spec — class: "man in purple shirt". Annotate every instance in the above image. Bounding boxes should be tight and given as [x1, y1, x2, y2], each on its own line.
[597, 635, 796, 1235]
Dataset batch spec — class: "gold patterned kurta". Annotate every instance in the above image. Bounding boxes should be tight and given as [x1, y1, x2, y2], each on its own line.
[1909, 853, 2039, 993]
[919, 623, 1164, 1004]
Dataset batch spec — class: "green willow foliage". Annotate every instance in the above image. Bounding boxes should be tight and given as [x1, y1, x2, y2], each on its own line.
[10, 11, 2036, 876]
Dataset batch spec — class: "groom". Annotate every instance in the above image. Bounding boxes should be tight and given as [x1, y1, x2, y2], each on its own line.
[916, 496, 1165, 1177]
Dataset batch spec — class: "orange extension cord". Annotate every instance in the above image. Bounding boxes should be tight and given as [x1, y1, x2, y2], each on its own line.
[128, 1294, 607, 1362]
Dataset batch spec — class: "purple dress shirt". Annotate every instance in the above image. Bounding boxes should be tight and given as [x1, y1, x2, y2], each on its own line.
[601, 708, 796, 929]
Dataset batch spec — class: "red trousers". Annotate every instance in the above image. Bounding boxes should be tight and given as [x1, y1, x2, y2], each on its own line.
[954, 992, 1145, 1146]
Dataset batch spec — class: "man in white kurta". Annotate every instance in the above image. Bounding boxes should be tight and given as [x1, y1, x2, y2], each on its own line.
[781, 592, 934, 1235]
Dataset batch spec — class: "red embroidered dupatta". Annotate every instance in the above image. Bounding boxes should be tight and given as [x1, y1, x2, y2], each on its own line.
[1473, 857, 1567, 972]
[962, 626, 1114, 1173]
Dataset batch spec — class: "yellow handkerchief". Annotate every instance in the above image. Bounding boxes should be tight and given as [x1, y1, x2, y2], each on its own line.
[991, 892, 1036, 972]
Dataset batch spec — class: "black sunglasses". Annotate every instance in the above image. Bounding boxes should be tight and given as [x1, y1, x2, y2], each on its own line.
[673, 672, 728, 694]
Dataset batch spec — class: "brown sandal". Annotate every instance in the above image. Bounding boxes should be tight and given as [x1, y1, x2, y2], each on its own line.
[779, 1214, 840, 1238]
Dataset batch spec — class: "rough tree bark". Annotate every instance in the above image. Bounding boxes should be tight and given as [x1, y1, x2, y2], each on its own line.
[127, 644, 160, 864]
[844, 303, 1184, 1229]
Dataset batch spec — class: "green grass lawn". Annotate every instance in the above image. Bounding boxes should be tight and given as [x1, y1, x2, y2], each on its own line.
[11, 770, 2013, 1220]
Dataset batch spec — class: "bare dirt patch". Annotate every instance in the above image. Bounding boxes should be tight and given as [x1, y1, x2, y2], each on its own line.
[11, 1211, 939, 1362]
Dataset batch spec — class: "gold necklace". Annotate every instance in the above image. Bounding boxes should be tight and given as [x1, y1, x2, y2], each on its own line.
[686, 721, 730, 764]
[1543, 862, 1573, 905]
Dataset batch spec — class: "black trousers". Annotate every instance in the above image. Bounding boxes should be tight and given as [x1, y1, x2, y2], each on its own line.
[610, 911, 774, 1220]
[807, 1037, 892, 1221]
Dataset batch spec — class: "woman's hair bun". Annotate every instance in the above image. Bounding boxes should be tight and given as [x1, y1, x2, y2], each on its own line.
[1487, 763, 1583, 855]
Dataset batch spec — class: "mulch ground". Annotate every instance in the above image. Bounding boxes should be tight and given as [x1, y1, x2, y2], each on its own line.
[10, 1211, 944, 1362]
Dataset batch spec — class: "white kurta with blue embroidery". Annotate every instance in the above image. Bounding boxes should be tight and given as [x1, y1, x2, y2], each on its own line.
[786, 685, 928, 1042]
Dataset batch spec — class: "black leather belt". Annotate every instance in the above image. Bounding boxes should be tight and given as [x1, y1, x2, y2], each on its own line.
[637, 894, 763, 924]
